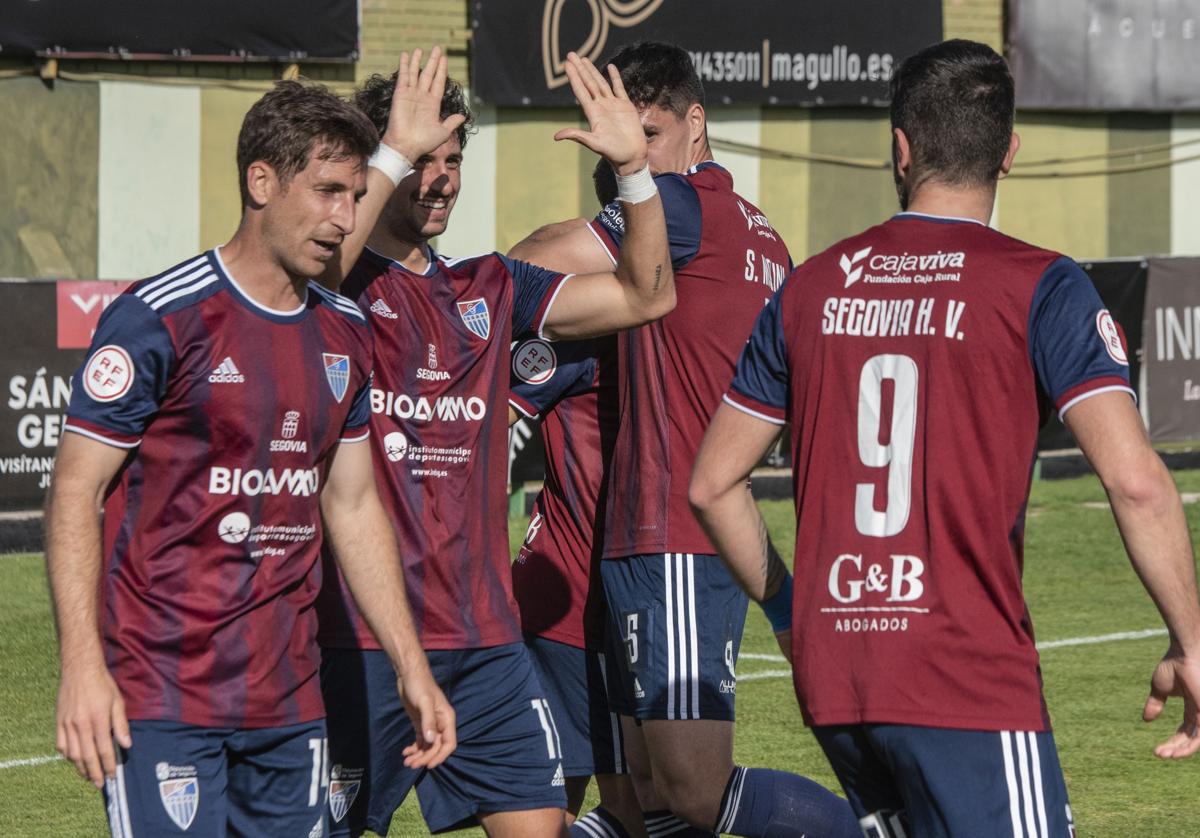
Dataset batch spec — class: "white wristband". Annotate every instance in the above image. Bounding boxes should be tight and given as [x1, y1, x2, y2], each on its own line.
[616, 165, 657, 204]
[368, 143, 413, 187]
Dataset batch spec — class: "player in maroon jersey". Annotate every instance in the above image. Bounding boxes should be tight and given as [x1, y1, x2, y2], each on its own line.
[46, 77, 455, 836]
[691, 39, 1200, 838]
[502, 41, 858, 838]
[313, 51, 677, 838]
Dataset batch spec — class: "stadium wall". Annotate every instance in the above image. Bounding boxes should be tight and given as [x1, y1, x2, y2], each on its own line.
[0, 0, 1197, 280]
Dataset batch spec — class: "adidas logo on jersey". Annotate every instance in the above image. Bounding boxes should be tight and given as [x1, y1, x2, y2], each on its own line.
[551, 763, 565, 787]
[208, 357, 245, 384]
[370, 298, 398, 320]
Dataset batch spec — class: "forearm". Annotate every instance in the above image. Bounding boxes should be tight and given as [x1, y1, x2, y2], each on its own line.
[612, 194, 674, 317]
[1107, 454, 1200, 653]
[323, 495, 429, 676]
[693, 481, 787, 602]
[44, 479, 106, 671]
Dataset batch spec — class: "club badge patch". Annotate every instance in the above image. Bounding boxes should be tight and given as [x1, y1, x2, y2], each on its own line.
[1096, 310, 1128, 365]
[156, 762, 199, 831]
[328, 765, 364, 823]
[457, 298, 491, 341]
[323, 353, 351, 403]
[83, 345, 135, 402]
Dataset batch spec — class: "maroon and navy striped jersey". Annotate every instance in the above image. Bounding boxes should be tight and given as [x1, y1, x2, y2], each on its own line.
[509, 336, 617, 650]
[726, 213, 1134, 732]
[591, 162, 792, 558]
[63, 250, 373, 729]
[316, 247, 566, 650]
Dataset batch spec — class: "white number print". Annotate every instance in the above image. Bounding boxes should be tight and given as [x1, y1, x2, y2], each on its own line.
[530, 699, 562, 759]
[307, 737, 329, 807]
[855, 354, 918, 538]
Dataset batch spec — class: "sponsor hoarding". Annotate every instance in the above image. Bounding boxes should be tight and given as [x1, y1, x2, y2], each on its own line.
[471, 0, 942, 106]
[1143, 257, 1200, 442]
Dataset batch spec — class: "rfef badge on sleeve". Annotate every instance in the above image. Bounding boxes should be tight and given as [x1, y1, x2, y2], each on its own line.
[323, 353, 351, 403]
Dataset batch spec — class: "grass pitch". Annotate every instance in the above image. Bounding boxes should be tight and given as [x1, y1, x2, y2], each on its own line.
[2, 471, 1199, 835]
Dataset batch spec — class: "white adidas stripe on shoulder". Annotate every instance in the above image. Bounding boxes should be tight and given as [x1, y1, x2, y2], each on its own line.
[146, 275, 220, 311]
[310, 283, 366, 322]
[134, 255, 209, 299]
[137, 262, 214, 306]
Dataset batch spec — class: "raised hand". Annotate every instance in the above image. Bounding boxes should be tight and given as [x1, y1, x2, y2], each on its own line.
[382, 46, 467, 163]
[553, 52, 648, 176]
[1143, 646, 1200, 759]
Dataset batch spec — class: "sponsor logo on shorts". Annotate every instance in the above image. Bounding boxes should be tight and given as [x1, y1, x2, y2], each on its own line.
[1096, 309, 1128, 365]
[308, 818, 324, 838]
[551, 763, 565, 787]
[329, 765, 364, 823]
[155, 762, 199, 831]
[720, 639, 737, 693]
[83, 345, 135, 402]
[217, 511, 251, 544]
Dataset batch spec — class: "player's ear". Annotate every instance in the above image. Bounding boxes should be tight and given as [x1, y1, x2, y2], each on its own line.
[892, 128, 913, 179]
[687, 103, 706, 144]
[245, 160, 278, 207]
[998, 132, 1020, 180]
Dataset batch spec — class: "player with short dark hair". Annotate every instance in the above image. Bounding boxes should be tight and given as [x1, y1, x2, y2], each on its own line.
[46, 77, 455, 836]
[314, 50, 677, 837]
[691, 39, 1200, 838]
[505, 39, 859, 838]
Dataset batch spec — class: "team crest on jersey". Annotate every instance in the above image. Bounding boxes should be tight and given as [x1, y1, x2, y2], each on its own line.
[323, 353, 351, 403]
[156, 763, 199, 831]
[328, 765, 364, 823]
[457, 298, 491, 340]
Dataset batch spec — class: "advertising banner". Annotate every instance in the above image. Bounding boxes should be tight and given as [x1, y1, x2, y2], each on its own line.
[1143, 257, 1200, 442]
[471, 0, 942, 107]
[0, 0, 358, 62]
[0, 281, 85, 511]
[1010, 0, 1200, 111]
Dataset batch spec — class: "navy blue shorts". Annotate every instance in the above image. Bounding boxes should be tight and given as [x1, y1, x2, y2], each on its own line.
[101, 719, 328, 837]
[600, 553, 748, 721]
[525, 634, 627, 778]
[812, 724, 1075, 838]
[320, 643, 567, 835]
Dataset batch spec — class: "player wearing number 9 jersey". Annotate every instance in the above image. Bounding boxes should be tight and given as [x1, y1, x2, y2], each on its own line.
[692, 39, 1200, 838]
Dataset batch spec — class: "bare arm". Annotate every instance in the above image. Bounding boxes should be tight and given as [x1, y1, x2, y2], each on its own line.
[536, 54, 674, 340]
[318, 46, 467, 290]
[320, 439, 456, 767]
[1065, 391, 1200, 758]
[45, 432, 132, 787]
[689, 404, 793, 657]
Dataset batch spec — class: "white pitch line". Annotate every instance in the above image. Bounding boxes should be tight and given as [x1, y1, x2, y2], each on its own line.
[0, 629, 1174, 772]
[734, 627, 1170, 684]
[0, 754, 61, 770]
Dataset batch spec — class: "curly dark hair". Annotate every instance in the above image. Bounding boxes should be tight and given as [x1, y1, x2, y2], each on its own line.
[236, 80, 377, 209]
[352, 73, 474, 150]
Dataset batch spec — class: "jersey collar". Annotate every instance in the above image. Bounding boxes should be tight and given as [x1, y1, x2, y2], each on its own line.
[211, 247, 310, 323]
[893, 211, 988, 227]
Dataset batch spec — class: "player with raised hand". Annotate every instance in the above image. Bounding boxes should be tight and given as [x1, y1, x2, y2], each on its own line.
[690, 38, 1200, 838]
[314, 50, 674, 837]
[46, 80, 452, 837]
[504, 41, 858, 838]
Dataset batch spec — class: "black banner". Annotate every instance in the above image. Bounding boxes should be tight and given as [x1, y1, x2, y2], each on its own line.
[0, 0, 358, 61]
[471, 0, 942, 107]
[0, 281, 85, 511]
[1010, 0, 1200, 111]
[1037, 259, 1147, 451]
[1143, 257, 1200, 442]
